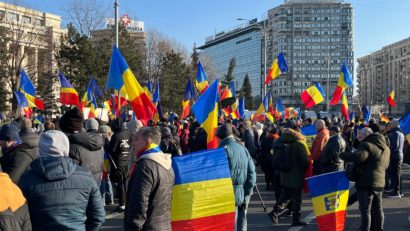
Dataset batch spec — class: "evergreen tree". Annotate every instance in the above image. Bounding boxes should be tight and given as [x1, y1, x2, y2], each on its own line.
[0, 26, 12, 112]
[222, 57, 236, 87]
[241, 74, 253, 110]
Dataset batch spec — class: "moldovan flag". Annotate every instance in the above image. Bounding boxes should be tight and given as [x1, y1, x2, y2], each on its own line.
[265, 52, 288, 84]
[181, 80, 192, 119]
[195, 61, 209, 94]
[58, 71, 80, 107]
[20, 69, 45, 110]
[171, 148, 235, 230]
[106, 46, 156, 121]
[386, 91, 396, 107]
[300, 83, 326, 109]
[307, 171, 350, 231]
[330, 63, 353, 105]
[399, 113, 410, 143]
[192, 79, 219, 149]
[341, 92, 349, 121]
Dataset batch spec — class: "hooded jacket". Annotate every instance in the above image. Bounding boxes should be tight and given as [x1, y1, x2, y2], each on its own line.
[19, 128, 40, 155]
[388, 127, 404, 159]
[319, 133, 346, 173]
[18, 157, 105, 231]
[124, 150, 174, 231]
[68, 131, 104, 184]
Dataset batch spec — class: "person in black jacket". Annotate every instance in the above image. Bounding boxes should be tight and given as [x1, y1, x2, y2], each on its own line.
[160, 127, 182, 157]
[319, 126, 346, 174]
[18, 130, 105, 231]
[19, 118, 40, 156]
[124, 127, 174, 231]
[107, 118, 130, 212]
[59, 109, 104, 185]
[0, 123, 38, 184]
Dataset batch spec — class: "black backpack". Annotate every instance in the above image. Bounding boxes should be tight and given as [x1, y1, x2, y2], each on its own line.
[272, 142, 293, 172]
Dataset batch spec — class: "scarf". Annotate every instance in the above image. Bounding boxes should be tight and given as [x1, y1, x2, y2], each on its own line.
[128, 143, 161, 177]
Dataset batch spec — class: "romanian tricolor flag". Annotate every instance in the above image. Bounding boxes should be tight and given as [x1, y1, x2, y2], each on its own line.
[362, 105, 371, 124]
[20, 69, 45, 110]
[171, 148, 235, 230]
[400, 113, 410, 143]
[181, 80, 192, 119]
[106, 46, 156, 121]
[307, 171, 350, 231]
[144, 81, 153, 100]
[349, 111, 355, 123]
[195, 61, 209, 94]
[276, 97, 285, 119]
[330, 63, 353, 105]
[88, 98, 98, 119]
[238, 97, 245, 119]
[220, 81, 239, 118]
[301, 124, 317, 149]
[265, 52, 288, 84]
[192, 79, 219, 149]
[341, 92, 349, 121]
[253, 94, 269, 121]
[301, 83, 326, 109]
[58, 71, 80, 107]
[386, 90, 396, 107]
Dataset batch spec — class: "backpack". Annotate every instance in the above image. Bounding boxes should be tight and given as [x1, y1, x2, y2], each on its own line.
[272, 142, 293, 172]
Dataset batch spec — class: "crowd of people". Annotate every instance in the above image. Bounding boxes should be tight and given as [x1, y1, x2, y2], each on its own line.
[0, 107, 409, 231]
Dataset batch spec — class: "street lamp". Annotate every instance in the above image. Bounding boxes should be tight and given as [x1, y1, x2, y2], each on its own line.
[237, 18, 267, 101]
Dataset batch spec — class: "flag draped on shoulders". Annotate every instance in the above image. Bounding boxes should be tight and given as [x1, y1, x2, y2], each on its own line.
[265, 52, 288, 84]
[330, 63, 353, 105]
[386, 90, 396, 107]
[195, 61, 209, 94]
[300, 83, 326, 109]
[171, 148, 235, 230]
[106, 46, 156, 121]
[58, 71, 79, 107]
[192, 79, 219, 149]
[20, 69, 44, 110]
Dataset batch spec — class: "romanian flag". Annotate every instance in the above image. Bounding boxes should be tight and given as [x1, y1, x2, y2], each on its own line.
[220, 81, 239, 118]
[195, 61, 209, 94]
[33, 115, 43, 125]
[20, 69, 45, 110]
[265, 52, 288, 84]
[144, 81, 153, 100]
[58, 71, 80, 107]
[14, 91, 28, 108]
[301, 124, 317, 149]
[106, 46, 156, 121]
[380, 113, 390, 123]
[362, 105, 371, 124]
[301, 83, 326, 109]
[349, 111, 355, 123]
[253, 94, 269, 121]
[400, 113, 410, 143]
[181, 80, 192, 119]
[276, 97, 285, 119]
[81, 76, 101, 112]
[341, 92, 349, 121]
[192, 79, 219, 149]
[330, 63, 353, 105]
[152, 81, 160, 104]
[171, 148, 235, 230]
[88, 98, 98, 119]
[153, 103, 163, 123]
[238, 97, 245, 119]
[307, 171, 350, 231]
[386, 90, 396, 107]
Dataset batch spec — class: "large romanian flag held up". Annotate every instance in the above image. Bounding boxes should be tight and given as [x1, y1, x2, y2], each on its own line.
[181, 80, 192, 119]
[341, 92, 349, 121]
[307, 171, 350, 231]
[330, 63, 353, 105]
[195, 61, 209, 94]
[300, 83, 326, 109]
[20, 69, 45, 110]
[171, 148, 235, 230]
[107, 46, 156, 121]
[399, 113, 410, 144]
[58, 71, 80, 107]
[386, 90, 396, 107]
[265, 52, 288, 84]
[192, 79, 219, 149]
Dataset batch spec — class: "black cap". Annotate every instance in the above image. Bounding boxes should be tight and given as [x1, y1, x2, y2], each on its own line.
[59, 107, 84, 133]
[329, 126, 341, 133]
[216, 123, 233, 139]
[0, 124, 20, 141]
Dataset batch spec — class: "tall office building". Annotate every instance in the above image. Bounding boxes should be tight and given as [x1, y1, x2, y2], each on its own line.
[267, 0, 354, 109]
[197, 19, 265, 99]
[357, 37, 410, 114]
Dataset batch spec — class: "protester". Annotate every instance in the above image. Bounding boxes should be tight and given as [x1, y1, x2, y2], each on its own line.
[0, 123, 38, 183]
[311, 119, 329, 175]
[59, 109, 104, 185]
[124, 127, 174, 231]
[268, 120, 309, 226]
[19, 118, 40, 155]
[19, 130, 105, 231]
[159, 126, 182, 157]
[179, 121, 190, 154]
[216, 123, 256, 231]
[318, 126, 346, 173]
[385, 119, 404, 198]
[259, 126, 279, 190]
[99, 125, 114, 205]
[43, 120, 55, 131]
[188, 121, 207, 152]
[0, 167, 31, 231]
[340, 127, 390, 231]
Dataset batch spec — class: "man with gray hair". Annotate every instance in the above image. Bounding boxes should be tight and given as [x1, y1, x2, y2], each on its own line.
[311, 119, 329, 175]
[124, 127, 174, 231]
[341, 127, 390, 231]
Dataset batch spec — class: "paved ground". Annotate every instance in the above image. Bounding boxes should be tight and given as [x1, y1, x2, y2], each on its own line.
[102, 164, 410, 231]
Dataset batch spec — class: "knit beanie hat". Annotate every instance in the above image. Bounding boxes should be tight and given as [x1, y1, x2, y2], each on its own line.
[0, 124, 20, 141]
[86, 118, 99, 131]
[39, 130, 69, 158]
[216, 123, 233, 139]
[59, 107, 84, 133]
[98, 125, 112, 134]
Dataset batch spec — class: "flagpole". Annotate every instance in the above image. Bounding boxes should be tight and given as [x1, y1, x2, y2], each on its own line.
[114, 0, 119, 48]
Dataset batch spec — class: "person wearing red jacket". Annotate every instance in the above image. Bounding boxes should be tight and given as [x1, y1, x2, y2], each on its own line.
[311, 119, 329, 175]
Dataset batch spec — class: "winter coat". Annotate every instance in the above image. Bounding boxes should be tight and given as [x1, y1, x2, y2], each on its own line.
[19, 128, 40, 156]
[276, 129, 309, 189]
[0, 144, 38, 184]
[243, 128, 256, 158]
[188, 127, 207, 153]
[179, 128, 190, 154]
[388, 127, 404, 159]
[18, 157, 105, 231]
[311, 127, 329, 161]
[340, 133, 390, 191]
[107, 128, 130, 168]
[160, 136, 182, 157]
[319, 133, 346, 173]
[259, 134, 278, 171]
[219, 136, 256, 206]
[68, 131, 104, 184]
[124, 151, 174, 231]
[0, 173, 31, 231]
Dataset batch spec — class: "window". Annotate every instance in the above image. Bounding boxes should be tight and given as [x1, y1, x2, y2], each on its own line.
[8, 12, 18, 22]
[0, 10, 5, 20]
[22, 15, 31, 24]
[34, 18, 44, 26]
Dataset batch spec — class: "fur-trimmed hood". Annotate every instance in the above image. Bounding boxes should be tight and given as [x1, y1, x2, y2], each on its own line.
[280, 128, 306, 142]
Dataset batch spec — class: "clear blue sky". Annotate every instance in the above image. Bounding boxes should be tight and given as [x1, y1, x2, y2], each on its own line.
[14, 0, 410, 62]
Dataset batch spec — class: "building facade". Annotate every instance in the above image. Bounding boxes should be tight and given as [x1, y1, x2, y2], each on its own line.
[267, 0, 354, 109]
[0, 1, 66, 115]
[197, 20, 265, 99]
[357, 37, 410, 115]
